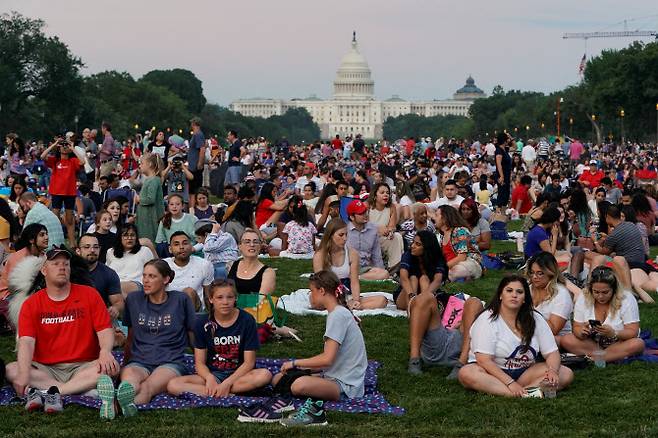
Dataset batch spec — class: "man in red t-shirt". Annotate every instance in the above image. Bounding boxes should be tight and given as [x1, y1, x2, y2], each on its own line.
[331, 134, 343, 151]
[511, 175, 533, 215]
[41, 136, 87, 247]
[6, 248, 118, 411]
[578, 160, 605, 189]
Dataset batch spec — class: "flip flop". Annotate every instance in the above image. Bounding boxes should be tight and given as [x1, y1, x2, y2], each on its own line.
[96, 375, 116, 420]
[116, 381, 138, 418]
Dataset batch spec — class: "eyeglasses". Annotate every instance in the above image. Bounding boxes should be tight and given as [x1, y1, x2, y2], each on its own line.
[529, 271, 546, 278]
[240, 239, 261, 246]
[122, 233, 137, 239]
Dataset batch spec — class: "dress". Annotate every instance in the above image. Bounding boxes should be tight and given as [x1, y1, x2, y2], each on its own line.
[136, 175, 164, 243]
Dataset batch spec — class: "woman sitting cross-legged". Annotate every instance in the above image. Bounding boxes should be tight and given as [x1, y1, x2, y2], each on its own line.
[167, 279, 272, 403]
[95, 260, 196, 419]
[396, 230, 447, 311]
[560, 266, 645, 363]
[526, 251, 576, 347]
[458, 275, 574, 397]
[270, 270, 367, 426]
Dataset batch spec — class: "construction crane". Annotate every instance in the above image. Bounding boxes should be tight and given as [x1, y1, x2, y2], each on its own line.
[563, 31, 657, 40]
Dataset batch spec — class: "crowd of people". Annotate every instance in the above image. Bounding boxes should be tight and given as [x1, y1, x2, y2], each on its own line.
[1, 122, 657, 425]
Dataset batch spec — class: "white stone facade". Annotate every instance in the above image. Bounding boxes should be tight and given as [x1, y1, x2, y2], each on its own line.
[230, 33, 485, 139]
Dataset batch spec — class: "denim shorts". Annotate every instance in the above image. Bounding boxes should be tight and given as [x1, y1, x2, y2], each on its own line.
[212, 370, 234, 383]
[503, 367, 529, 381]
[125, 360, 188, 377]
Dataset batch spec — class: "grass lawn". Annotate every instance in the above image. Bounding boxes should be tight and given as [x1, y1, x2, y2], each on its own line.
[2, 222, 658, 437]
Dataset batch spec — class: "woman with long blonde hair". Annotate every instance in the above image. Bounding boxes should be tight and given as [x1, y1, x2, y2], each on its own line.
[313, 218, 387, 310]
[561, 266, 644, 363]
[136, 153, 165, 243]
[525, 252, 573, 345]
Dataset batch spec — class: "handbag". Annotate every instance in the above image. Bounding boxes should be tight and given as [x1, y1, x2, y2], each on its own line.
[237, 293, 286, 328]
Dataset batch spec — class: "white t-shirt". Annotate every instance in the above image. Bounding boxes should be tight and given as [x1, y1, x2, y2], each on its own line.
[485, 143, 496, 156]
[106, 246, 155, 283]
[165, 256, 214, 309]
[573, 290, 640, 333]
[533, 284, 573, 337]
[468, 309, 558, 370]
[521, 145, 536, 162]
[426, 195, 465, 210]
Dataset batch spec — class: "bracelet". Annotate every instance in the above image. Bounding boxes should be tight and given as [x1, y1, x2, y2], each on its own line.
[505, 379, 515, 387]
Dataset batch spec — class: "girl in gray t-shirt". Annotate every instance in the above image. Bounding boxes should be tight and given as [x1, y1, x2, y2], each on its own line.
[273, 270, 367, 400]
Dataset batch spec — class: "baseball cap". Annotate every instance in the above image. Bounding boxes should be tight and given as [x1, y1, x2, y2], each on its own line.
[46, 246, 72, 261]
[589, 160, 598, 165]
[347, 199, 368, 216]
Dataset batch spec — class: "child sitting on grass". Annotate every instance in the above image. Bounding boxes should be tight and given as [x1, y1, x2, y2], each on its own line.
[262, 270, 368, 426]
[166, 279, 272, 399]
[193, 221, 239, 280]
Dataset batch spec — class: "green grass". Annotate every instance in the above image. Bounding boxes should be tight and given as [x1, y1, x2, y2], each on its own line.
[3, 223, 658, 437]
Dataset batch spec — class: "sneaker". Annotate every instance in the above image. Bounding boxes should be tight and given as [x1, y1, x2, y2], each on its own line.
[43, 386, 63, 413]
[25, 388, 43, 412]
[116, 381, 138, 418]
[261, 395, 295, 413]
[408, 357, 422, 375]
[97, 375, 116, 420]
[237, 404, 282, 423]
[280, 398, 327, 427]
[522, 387, 544, 398]
[446, 365, 462, 381]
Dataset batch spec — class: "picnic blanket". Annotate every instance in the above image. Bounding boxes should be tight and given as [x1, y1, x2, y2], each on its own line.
[621, 330, 658, 364]
[299, 273, 398, 284]
[278, 289, 406, 318]
[0, 353, 404, 415]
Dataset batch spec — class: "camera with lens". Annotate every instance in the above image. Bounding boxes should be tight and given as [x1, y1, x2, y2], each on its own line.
[172, 156, 184, 169]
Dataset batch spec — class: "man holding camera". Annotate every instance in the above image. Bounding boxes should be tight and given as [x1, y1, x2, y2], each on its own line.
[163, 155, 194, 207]
[40, 134, 87, 247]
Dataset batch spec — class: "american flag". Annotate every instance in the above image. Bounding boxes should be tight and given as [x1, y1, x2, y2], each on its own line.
[578, 53, 586, 77]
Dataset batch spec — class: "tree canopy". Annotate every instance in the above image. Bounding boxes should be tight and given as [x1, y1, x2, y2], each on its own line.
[141, 69, 206, 113]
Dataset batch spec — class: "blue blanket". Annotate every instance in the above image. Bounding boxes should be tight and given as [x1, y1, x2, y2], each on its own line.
[0, 354, 405, 415]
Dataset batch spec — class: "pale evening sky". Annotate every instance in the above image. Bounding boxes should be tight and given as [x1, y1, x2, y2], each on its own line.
[4, 0, 657, 106]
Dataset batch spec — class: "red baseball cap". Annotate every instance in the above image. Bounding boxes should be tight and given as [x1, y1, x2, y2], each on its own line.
[347, 199, 368, 216]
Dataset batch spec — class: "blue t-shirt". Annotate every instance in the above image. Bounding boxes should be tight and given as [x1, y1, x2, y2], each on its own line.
[525, 225, 549, 259]
[188, 131, 205, 169]
[89, 262, 121, 307]
[193, 309, 259, 373]
[123, 290, 196, 367]
[399, 250, 446, 280]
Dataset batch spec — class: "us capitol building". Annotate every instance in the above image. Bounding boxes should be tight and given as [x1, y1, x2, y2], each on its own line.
[229, 33, 486, 139]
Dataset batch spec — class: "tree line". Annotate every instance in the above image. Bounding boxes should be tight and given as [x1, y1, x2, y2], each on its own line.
[0, 12, 320, 144]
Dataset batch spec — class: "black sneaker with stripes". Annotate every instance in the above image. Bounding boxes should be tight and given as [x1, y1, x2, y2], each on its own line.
[237, 404, 282, 423]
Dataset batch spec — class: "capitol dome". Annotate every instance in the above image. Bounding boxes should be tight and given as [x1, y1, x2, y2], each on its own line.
[333, 32, 375, 101]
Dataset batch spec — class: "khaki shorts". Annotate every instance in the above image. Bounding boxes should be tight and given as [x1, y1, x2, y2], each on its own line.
[32, 361, 95, 383]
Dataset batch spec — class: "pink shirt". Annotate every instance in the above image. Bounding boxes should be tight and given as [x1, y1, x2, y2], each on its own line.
[570, 141, 583, 160]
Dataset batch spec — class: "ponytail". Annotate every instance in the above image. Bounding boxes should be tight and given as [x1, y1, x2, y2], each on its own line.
[309, 270, 360, 325]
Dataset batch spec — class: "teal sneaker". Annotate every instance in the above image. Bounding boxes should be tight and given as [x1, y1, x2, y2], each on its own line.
[279, 398, 328, 427]
[116, 381, 138, 418]
[96, 375, 116, 420]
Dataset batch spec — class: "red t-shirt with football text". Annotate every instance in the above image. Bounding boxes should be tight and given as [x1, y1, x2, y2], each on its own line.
[18, 284, 112, 365]
[47, 156, 81, 196]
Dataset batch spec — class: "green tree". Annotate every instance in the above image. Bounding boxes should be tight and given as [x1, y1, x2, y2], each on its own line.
[0, 11, 83, 138]
[141, 69, 206, 113]
[80, 71, 191, 139]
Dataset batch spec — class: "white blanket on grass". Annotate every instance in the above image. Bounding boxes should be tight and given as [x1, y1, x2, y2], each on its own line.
[277, 289, 407, 318]
[299, 273, 397, 284]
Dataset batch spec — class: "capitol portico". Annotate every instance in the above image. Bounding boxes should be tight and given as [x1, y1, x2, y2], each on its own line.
[230, 33, 485, 139]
